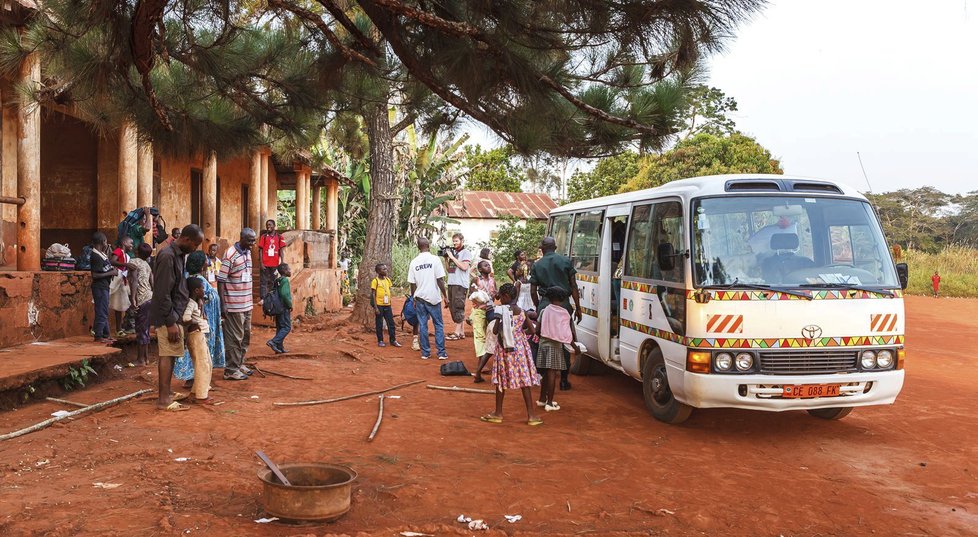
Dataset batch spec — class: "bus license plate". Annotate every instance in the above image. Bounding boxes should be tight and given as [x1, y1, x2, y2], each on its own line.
[782, 384, 841, 398]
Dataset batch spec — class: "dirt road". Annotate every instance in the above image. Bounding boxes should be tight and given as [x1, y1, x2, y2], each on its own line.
[0, 295, 975, 536]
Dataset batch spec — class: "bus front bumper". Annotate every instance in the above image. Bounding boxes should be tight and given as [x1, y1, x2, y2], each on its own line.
[676, 369, 905, 411]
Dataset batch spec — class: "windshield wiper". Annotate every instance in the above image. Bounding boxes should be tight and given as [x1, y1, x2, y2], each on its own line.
[799, 282, 895, 297]
[701, 279, 813, 300]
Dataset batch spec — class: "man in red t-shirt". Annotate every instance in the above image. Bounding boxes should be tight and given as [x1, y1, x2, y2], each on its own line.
[257, 220, 293, 301]
[931, 271, 941, 298]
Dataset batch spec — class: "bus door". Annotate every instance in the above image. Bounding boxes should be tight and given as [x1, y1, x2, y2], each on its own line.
[598, 206, 631, 363]
[569, 210, 603, 355]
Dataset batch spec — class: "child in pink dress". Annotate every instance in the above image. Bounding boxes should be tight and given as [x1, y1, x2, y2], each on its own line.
[480, 284, 543, 426]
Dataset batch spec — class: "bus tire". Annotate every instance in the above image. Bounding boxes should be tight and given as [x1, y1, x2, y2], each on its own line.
[641, 346, 692, 424]
[807, 407, 853, 420]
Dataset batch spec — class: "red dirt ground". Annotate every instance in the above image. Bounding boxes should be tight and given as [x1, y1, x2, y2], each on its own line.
[0, 295, 976, 537]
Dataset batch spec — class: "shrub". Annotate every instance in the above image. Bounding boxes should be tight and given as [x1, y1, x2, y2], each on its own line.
[903, 245, 978, 298]
[488, 217, 547, 277]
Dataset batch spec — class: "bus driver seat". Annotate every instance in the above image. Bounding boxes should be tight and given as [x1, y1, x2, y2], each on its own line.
[761, 232, 816, 283]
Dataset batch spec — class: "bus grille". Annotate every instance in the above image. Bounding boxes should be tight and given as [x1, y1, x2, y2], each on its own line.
[758, 350, 858, 375]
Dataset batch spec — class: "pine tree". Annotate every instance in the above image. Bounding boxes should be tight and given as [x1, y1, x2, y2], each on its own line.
[7, 0, 766, 326]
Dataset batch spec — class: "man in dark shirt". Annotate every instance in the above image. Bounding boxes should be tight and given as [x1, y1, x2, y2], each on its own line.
[151, 224, 204, 411]
[530, 236, 583, 391]
[89, 232, 118, 343]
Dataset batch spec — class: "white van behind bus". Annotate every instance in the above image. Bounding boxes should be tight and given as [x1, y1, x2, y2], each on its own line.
[549, 175, 907, 424]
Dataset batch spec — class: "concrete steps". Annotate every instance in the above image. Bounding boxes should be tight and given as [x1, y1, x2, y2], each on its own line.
[0, 337, 127, 393]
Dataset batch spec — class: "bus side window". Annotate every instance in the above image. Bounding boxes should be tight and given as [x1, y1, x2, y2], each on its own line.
[625, 205, 654, 279]
[653, 202, 685, 284]
[571, 210, 604, 272]
[551, 214, 574, 256]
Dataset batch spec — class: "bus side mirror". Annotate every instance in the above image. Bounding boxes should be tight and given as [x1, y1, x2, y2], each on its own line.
[895, 263, 909, 290]
[657, 243, 676, 272]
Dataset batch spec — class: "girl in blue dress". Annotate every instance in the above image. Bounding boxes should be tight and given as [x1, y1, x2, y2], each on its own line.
[175, 251, 226, 386]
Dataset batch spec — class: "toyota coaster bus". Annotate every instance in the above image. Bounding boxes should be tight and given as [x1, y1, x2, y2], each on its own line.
[549, 174, 908, 424]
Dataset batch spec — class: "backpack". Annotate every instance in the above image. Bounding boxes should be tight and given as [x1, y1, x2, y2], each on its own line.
[439, 360, 470, 376]
[118, 207, 166, 246]
[401, 296, 418, 326]
[262, 278, 286, 317]
[75, 245, 93, 271]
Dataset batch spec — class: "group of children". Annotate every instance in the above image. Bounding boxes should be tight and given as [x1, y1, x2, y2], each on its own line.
[475, 283, 580, 426]
[87, 229, 294, 407]
[367, 249, 581, 427]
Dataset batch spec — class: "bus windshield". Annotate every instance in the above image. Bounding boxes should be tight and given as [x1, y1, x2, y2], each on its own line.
[692, 196, 899, 288]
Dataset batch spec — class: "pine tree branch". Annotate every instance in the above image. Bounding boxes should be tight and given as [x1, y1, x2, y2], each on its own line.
[314, 0, 380, 54]
[369, 0, 483, 38]
[537, 73, 658, 135]
[267, 0, 377, 67]
[390, 112, 415, 135]
[130, 0, 173, 129]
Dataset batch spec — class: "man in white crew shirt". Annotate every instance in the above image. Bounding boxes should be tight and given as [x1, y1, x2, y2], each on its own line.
[407, 237, 450, 359]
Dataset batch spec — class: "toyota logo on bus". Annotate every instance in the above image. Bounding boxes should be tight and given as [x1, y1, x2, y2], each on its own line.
[801, 325, 823, 339]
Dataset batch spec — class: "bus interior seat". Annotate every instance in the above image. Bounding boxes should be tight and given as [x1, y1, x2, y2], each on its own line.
[761, 233, 816, 283]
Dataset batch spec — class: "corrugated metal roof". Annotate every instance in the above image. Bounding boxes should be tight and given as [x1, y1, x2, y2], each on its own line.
[443, 191, 557, 220]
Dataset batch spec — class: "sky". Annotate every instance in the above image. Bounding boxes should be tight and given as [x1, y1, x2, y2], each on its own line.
[465, 1, 978, 195]
[706, 0, 978, 195]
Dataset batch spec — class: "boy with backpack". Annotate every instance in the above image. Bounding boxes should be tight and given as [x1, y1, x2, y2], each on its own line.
[265, 263, 293, 354]
[371, 263, 400, 347]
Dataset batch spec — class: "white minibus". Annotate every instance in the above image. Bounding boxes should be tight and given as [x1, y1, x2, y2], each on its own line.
[548, 174, 907, 424]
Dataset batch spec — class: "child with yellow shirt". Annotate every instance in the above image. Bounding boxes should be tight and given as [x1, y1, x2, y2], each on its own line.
[372, 263, 400, 347]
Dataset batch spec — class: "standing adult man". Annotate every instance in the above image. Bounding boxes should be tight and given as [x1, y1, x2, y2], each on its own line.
[408, 237, 450, 360]
[444, 232, 473, 340]
[257, 219, 294, 302]
[219, 228, 257, 381]
[530, 236, 583, 391]
[151, 224, 204, 411]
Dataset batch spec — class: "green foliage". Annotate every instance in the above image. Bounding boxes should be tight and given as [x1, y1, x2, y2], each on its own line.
[390, 242, 420, 289]
[622, 133, 783, 192]
[488, 218, 547, 276]
[866, 189, 978, 253]
[567, 152, 641, 203]
[401, 130, 467, 238]
[61, 359, 97, 391]
[463, 145, 522, 192]
[681, 85, 740, 139]
[904, 246, 978, 298]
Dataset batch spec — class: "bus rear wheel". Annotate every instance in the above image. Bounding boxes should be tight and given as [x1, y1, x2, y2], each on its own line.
[807, 407, 853, 420]
[641, 346, 692, 424]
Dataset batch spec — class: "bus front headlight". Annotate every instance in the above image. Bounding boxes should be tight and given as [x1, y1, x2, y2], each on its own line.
[715, 352, 733, 371]
[860, 350, 878, 369]
[735, 353, 754, 371]
[876, 350, 894, 369]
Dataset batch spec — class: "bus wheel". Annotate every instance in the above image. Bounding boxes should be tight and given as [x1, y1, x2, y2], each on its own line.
[641, 347, 692, 424]
[807, 407, 853, 420]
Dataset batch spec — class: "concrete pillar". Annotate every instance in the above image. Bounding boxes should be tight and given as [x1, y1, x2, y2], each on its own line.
[202, 150, 217, 248]
[16, 52, 40, 271]
[326, 177, 339, 267]
[118, 121, 138, 223]
[311, 184, 322, 230]
[136, 139, 153, 208]
[260, 152, 269, 223]
[295, 170, 307, 230]
[249, 150, 261, 231]
[266, 167, 277, 226]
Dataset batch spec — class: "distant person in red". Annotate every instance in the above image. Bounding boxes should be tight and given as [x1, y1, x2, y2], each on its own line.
[257, 220, 295, 303]
[931, 271, 941, 298]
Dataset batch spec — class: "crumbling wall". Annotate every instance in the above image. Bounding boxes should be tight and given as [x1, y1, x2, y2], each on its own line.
[0, 271, 91, 349]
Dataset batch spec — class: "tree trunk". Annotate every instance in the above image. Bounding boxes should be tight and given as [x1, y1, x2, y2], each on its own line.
[352, 101, 398, 327]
